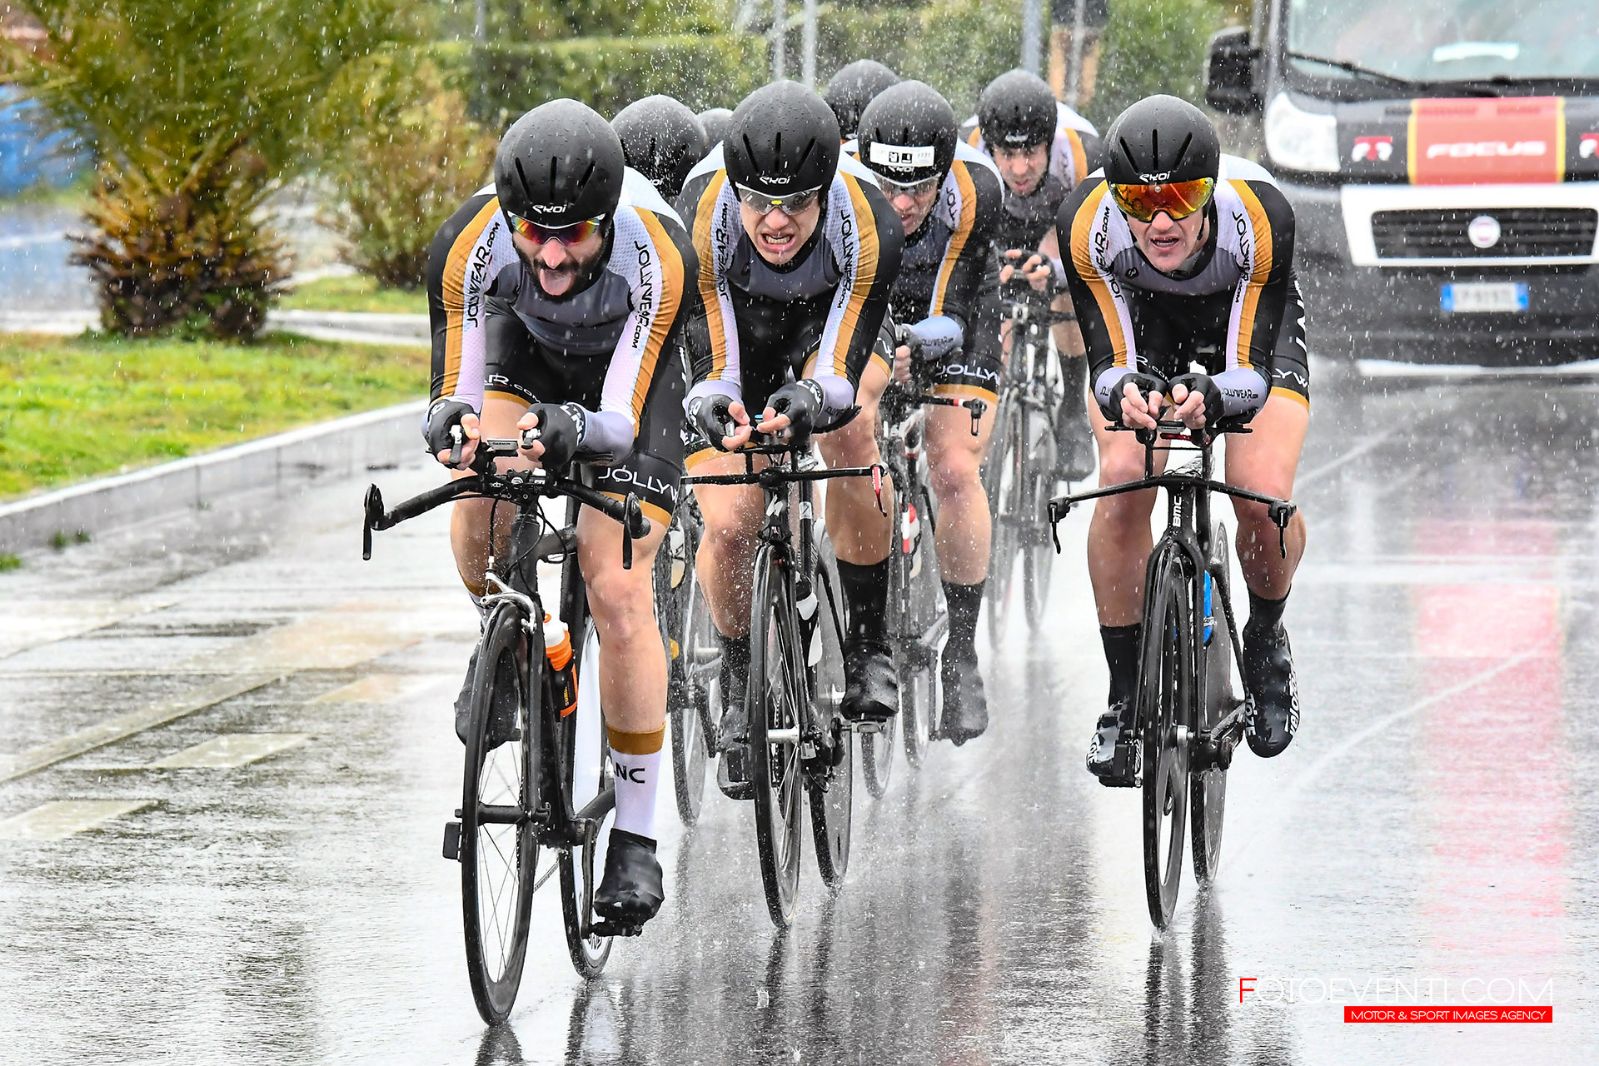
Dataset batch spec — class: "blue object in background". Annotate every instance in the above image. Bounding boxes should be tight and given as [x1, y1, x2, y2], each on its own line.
[0, 84, 90, 197]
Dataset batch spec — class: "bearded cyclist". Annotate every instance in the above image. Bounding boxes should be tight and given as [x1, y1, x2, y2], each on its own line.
[424, 100, 696, 926]
[613, 94, 709, 201]
[677, 81, 904, 796]
[1056, 95, 1309, 778]
[823, 58, 900, 143]
[965, 69, 1101, 482]
[853, 80, 1005, 743]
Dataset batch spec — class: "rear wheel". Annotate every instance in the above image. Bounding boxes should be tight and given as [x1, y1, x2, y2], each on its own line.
[559, 621, 615, 976]
[1192, 527, 1233, 886]
[748, 548, 804, 929]
[900, 483, 945, 768]
[1141, 551, 1192, 930]
[808, 538, 853, 889]
[459, 604, 538, 1024]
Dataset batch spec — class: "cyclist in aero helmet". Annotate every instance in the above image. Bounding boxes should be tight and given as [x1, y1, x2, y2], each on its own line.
[697, 106, 734, 147]
[1056, 94, 1310, 781]
[854, 80, 1006, 744]
[612, 94, 709, 201]
[425, 99, 698, 928]
[823, 58, 900, 142]
[966, 69, 1101, 484]
[678, 80, 904, 797]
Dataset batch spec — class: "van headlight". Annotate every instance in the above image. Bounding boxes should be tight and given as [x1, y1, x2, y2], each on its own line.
[1264, 93, 1339, 173]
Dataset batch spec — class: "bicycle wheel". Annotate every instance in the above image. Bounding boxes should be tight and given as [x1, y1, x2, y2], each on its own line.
[900, 483, 945, 769]
[747, 546, 805, 928]
[808, 536, 853, 889]
[1141, 550, 1193, 930]
[861, 493, 906, 797]
[1192, 527, 1233, 886]
[559, 621, 615, 976]
[459, 603, 539, 1024]
[665, 515, 711, 825]
[984, 397, 1023, 646]
[1022, 408, 1057, 631]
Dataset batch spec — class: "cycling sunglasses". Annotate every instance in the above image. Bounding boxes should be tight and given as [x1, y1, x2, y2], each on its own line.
[1109, 177, 1216, 223]
[733, 183, 825, 215]
[504, 210, 607, 245]
[879, 173, 941, 199]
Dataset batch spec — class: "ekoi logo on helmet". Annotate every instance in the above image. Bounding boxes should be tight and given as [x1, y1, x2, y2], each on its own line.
[524, 202, 573, 215]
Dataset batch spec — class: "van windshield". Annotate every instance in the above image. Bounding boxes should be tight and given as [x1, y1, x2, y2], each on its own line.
[1287, 0, 1599, 83]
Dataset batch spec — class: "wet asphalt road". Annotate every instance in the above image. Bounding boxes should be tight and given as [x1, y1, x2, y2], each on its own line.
[2, 364, 1597, 1065]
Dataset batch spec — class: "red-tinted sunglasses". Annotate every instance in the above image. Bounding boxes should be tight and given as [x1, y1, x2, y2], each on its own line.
[1109, 178, 1216, 223]
[504, 210, 607, 245]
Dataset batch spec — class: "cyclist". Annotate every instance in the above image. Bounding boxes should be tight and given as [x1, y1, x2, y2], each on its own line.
[424, 100, 697, 927]
[823, 58, 900, 142]
[853, 80, 1005, 743]
[965, 69, 1101, 481]
[1055, 95, 1309, 777]
[677, 81, 904, 796]
[698, 107, 734, 147]
[613, 94, 709, 201]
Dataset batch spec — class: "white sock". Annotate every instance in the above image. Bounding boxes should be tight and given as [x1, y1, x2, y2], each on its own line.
[610, 736, 663, 841]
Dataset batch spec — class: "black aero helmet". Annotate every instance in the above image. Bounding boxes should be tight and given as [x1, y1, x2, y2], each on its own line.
[976, 69, 1057, 149]
[823, 59, 900, 140]
[857, 80, 957, 186]
[612, 94, 708, 199]
[698, 107, 734, 147]
[725, 81, 840, 197]
[1103, 94, 1220, 185]
[494, 99, 624, 228]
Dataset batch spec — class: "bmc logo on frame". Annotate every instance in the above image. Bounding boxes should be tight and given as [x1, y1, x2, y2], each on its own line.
[1351, 135, 1393, 162]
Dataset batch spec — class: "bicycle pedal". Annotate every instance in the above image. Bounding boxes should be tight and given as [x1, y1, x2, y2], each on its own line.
[587, 919, 644, 940]
[1091, 741, 1142, 788]
[442, 820, 461, 861]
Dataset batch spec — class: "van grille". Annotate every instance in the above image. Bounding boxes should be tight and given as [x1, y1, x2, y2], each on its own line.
[1371, 208, 1597, 259]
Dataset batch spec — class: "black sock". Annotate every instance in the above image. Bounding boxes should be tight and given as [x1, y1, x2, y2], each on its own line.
[1101, 623, 1142, 706]
[942, 580, 984, 660]
[719, 630, 750, 680]
[836, 558, 890, 644]
[1061, 351, 1087, 397]
[1247, 589, 1290, 630]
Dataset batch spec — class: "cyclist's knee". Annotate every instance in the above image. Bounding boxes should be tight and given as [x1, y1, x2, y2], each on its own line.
[817, 415, 879, 466]
[928, 441, 982, 502]
[585, 560, 656, 643]
[1096, 448, 1146, 489]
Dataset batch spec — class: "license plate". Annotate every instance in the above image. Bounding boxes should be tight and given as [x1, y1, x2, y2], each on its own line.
[1441, 282, 1529, 313]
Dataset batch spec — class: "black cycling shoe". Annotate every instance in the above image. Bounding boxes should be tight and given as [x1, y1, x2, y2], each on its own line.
[841, 638, 899, 722]
[1086, 701, 1139, 786]
[939, 654, 989, 745]
[1055, 406, 1096, 483]
[715, 658, 753, 800]
[592, 829, 664, 927]
[1242, 620, 1300, 758]
[452, 644, 521, 749]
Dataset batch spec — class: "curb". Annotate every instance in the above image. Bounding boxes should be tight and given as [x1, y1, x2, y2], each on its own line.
[0, 400, 426, 553]
[0, 309, 429, 345]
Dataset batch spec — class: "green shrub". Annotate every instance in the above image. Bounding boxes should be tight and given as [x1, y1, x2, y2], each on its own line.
[1087, 0, 1221, 128]
[903, 0, 1023, 116]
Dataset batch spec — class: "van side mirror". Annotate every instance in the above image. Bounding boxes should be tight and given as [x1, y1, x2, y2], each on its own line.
[1206, 26, 1260, 114]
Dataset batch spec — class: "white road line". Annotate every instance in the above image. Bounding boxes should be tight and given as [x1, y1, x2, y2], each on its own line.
[0, 799, 154, 841]
[0, 596, 175, 660]
[311, 673, 446, 704]
[149, 732, 312, 769]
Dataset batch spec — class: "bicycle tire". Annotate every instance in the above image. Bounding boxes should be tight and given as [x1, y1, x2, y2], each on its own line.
[747, 546, 805, 928]
[666, 516, 711, 825]
[808, 536, 854, 888]
[862, 491, 907, 797]
[1141, 549, 1192, 930]
[459, 602, 538, 1024]
[900, 482, 944, 768]
[1022, 408, 1056, 632]
[559, 621, 614, 977]
[1191, 526, 1233, 886]
[984, 397, 1023, 646]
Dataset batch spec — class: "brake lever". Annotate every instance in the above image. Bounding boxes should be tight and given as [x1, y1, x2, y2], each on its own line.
[871, 464, 887, 515]
[361, 484, 384, 561]
[620, 493, 639, 571]
[965, 398, 986, 437]
[1268, 501, 1295, 559]
[1047, 500, 1064, 554]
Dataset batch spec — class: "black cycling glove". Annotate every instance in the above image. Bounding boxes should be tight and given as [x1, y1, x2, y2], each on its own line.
[522, 402, 584, 471]
[687, 393, 741, 451]
[424, 398, 476, 466]
[1106, 371, 1169, 423]
[767, 379, 824, 439]
[1167, 373, 1223, 425]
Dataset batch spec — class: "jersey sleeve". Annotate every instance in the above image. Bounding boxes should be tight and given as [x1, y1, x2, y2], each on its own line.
[426, 189, 518, 413]
[1217, 179, 1295, 420]
[927, 160, 1003, 335]
[581, 206, 697, 459]
[678, 169, 745, 408]
[1057, 179, 1140, 414]
[812, 173, 904, 404]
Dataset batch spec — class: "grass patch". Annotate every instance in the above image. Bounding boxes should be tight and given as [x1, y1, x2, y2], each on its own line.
[0, 332, 426, 500]
[0, 553, 20, 572]
[279, 274, 426, 315]
[0, 172, 94, 211]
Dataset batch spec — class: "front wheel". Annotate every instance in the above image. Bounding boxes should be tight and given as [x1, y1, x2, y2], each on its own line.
[1141, 550, 1193, 930]
[1191, 526, 1233, 886]
[666, 516, 712, 826]
[747, 548, 805, 929]
[459, 603, 538, 1024]
[808, 537, 853, 889]
[559, 621, 615, 977]
[983, 397, 1022, 647]
[1022, 408, 1057, 631]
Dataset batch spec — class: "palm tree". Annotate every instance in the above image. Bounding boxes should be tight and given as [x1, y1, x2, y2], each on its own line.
[6, 1, 416, 338]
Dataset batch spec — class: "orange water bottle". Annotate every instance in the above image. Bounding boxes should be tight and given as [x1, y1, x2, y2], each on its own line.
[544, 614, 578, 717]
